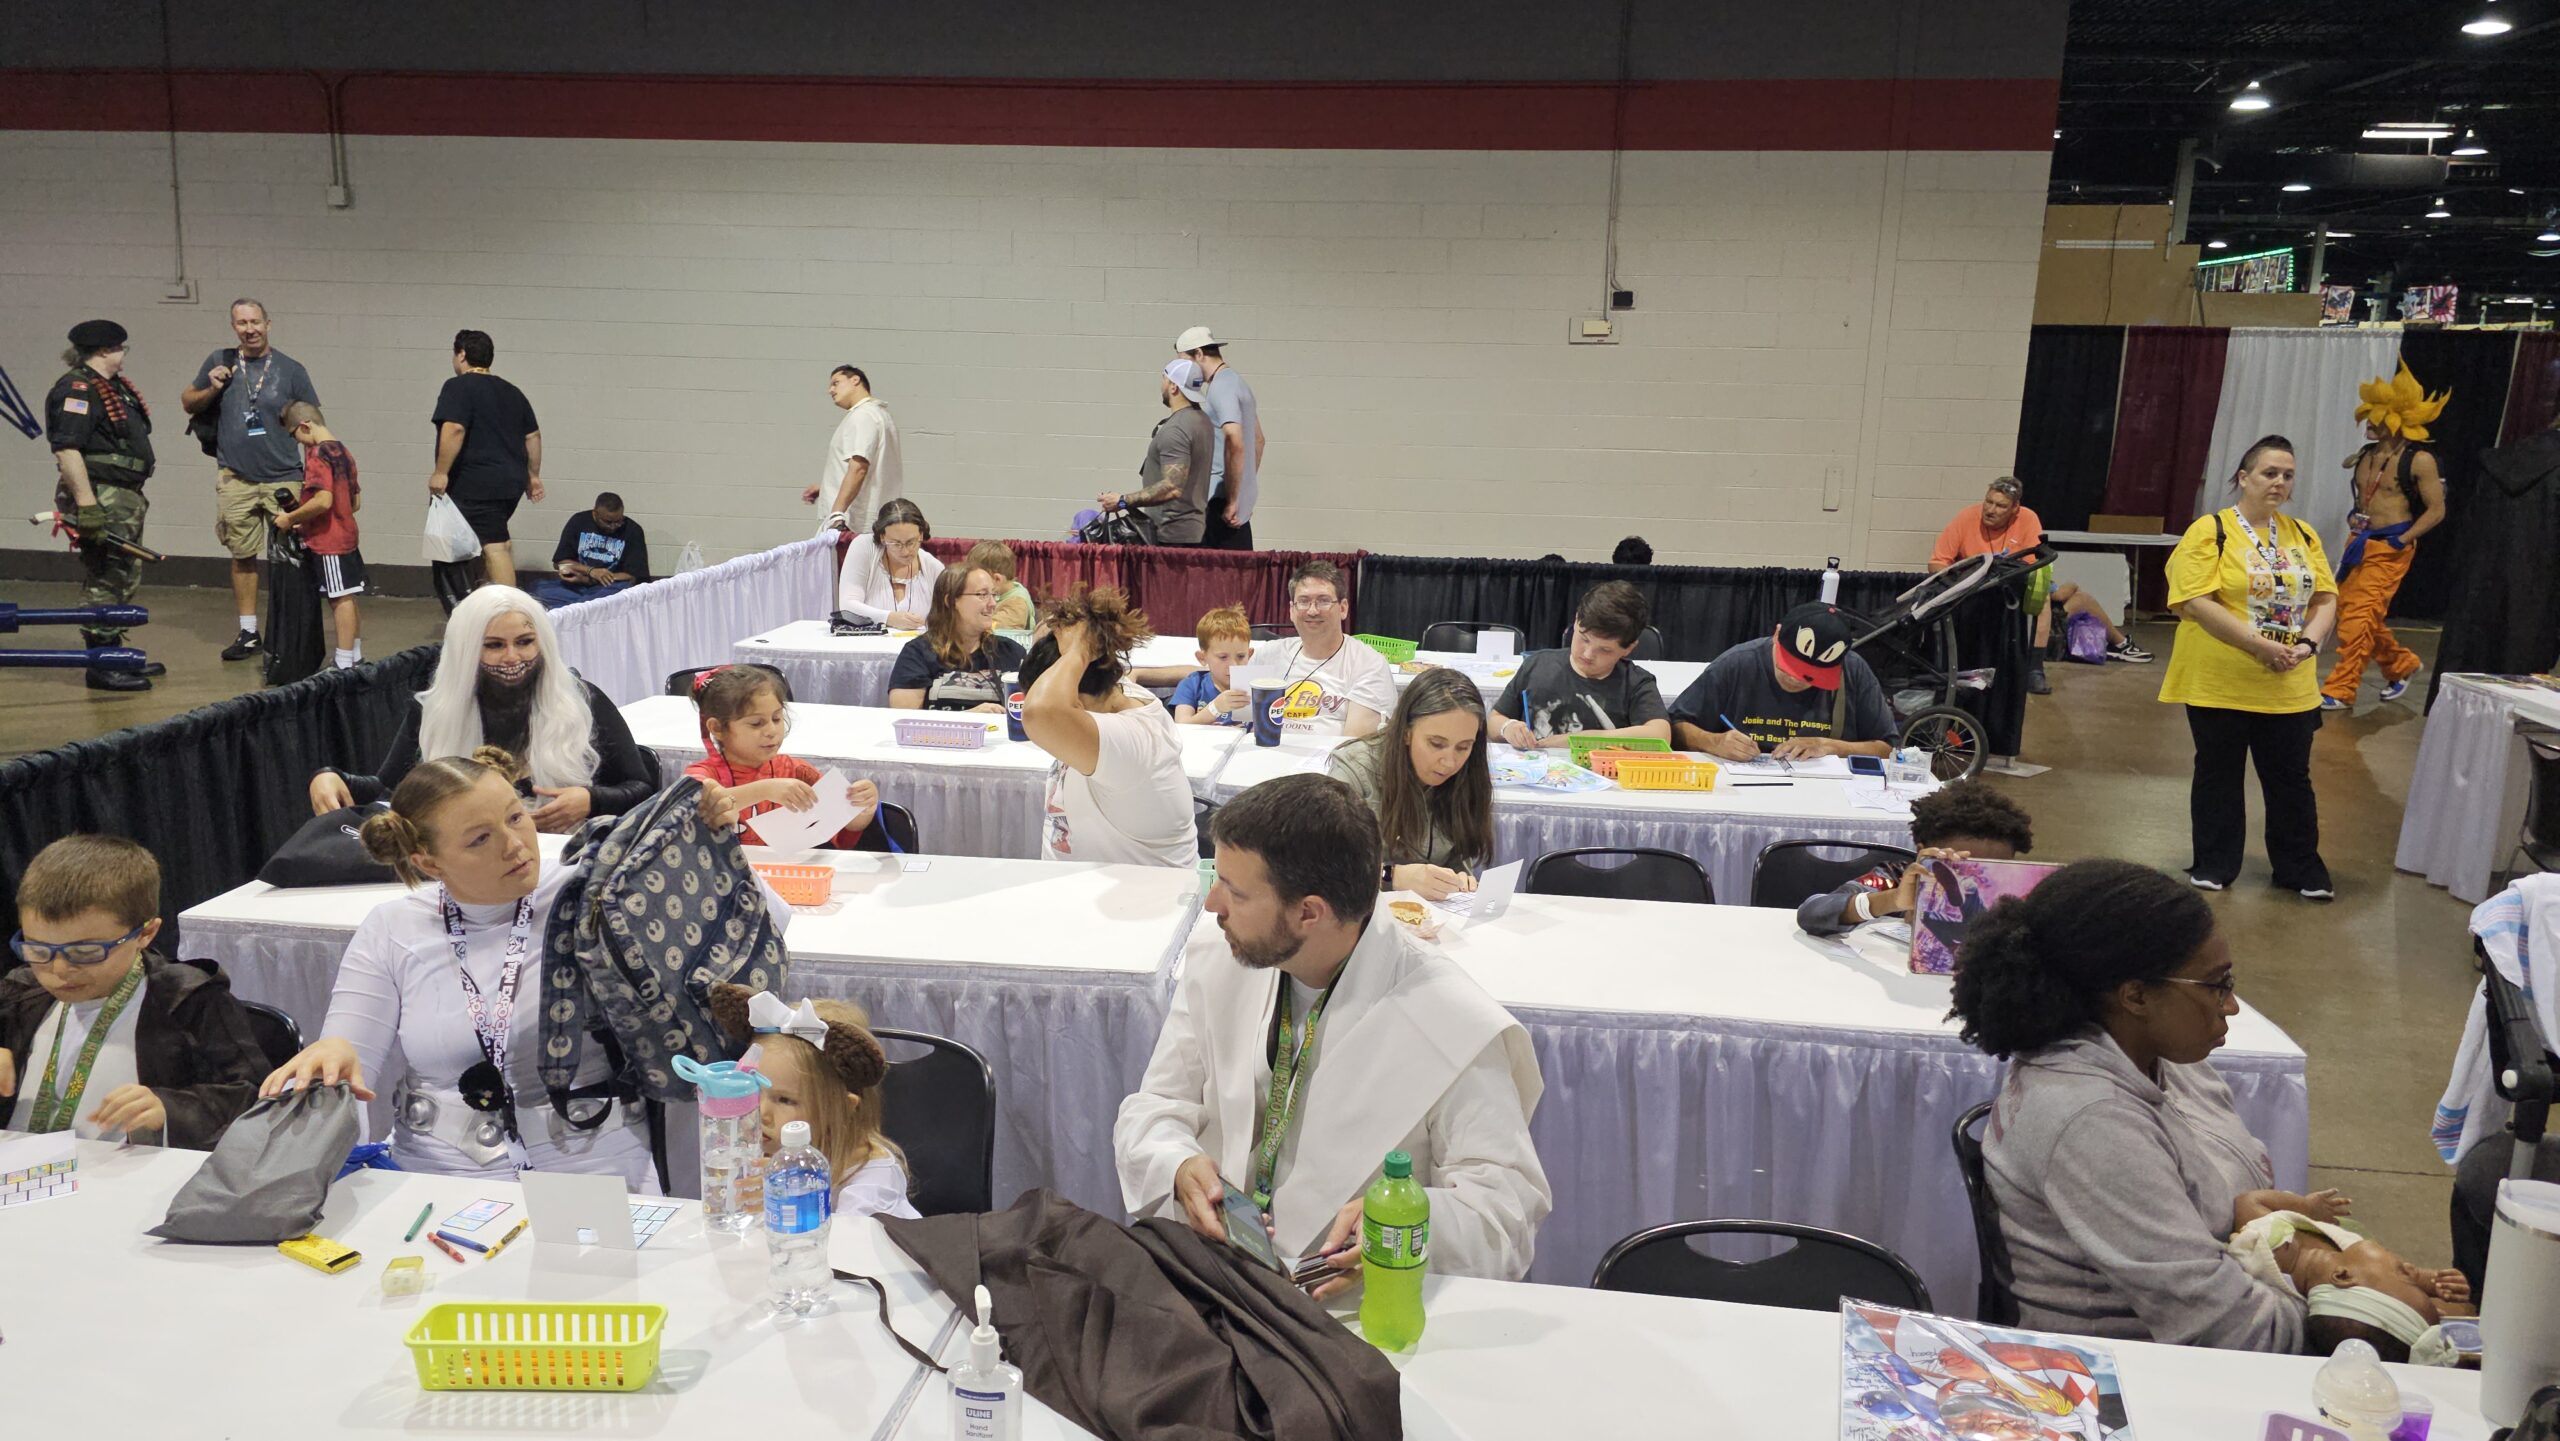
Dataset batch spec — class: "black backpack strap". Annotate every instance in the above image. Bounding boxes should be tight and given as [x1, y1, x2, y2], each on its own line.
[2212, 512, 2226, 556]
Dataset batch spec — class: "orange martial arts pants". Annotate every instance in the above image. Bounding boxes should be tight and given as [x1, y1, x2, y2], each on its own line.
[2322, 541, 2422, 703]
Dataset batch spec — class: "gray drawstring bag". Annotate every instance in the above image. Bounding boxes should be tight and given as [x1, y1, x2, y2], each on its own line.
[149, 1083, 360, 1244]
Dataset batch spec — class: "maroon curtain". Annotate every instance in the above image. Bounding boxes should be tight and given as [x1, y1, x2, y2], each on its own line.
[2506, 333, 2560, 443]
[923, 538, 1140, 602]
[2102, 327, 2230, 609]
[909, 537, 1363, 634]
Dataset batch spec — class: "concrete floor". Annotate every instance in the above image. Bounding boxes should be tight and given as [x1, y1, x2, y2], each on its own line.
[0, 585, 2480, 1265]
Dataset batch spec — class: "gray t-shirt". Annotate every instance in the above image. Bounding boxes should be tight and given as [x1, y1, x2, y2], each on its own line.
[1141, 406, 1216, 545]
[1199, 366, 1260, 524]
[1491, 649, 1668, 738]
[192, 348, 318, 482]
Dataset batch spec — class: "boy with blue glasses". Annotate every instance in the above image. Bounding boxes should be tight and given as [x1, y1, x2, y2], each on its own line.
[3, 836, 266, 1147]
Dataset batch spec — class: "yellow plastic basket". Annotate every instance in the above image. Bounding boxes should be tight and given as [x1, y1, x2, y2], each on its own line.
[1593, 753, 1719, 791]
[406, 1302, 666, 1392]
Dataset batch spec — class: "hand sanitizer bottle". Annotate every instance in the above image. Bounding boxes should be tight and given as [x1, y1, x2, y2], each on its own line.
[950, 1285, 1022, 1441]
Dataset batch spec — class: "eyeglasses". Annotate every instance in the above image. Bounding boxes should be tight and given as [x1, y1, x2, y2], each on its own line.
[881, 538, 924, 553]
[1290, 596, 1341, 612]
[1988, 479, 2024, 498]
[11, 922, 150, 967]
[2159, 975, 2237, 1002]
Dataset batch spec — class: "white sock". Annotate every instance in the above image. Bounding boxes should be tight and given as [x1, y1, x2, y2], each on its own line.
[351, 639, 363, 663]
[239, 616, 258, 634]
[334, 648, 357, 669]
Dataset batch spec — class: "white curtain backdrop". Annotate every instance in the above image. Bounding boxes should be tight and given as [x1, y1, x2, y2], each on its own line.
[2198, 329, 2403, 565]
[553, 537, 839, 705]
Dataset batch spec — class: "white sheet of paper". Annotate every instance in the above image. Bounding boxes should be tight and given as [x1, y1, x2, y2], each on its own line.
[1723, 754, 1856, 779]
[1844, 778, 1916, 815]
[901, 858, 931, 872]
[746, 766, 861, 857]
[1473, 630, 1516, 659]
[1230, 665, 1281, 694]
[1448, 860, 1522, 927]
[0, 1131, 78, 1209]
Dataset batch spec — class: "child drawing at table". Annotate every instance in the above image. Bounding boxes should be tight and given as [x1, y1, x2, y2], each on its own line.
[1172, 604, 1256, 726]
[712, 985, 919, 1220]
[685, 664, 891, 849]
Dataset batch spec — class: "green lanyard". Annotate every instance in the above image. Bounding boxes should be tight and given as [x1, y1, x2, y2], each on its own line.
[1250, 980, 1335, 1211]
[27, 960, 148, 1134]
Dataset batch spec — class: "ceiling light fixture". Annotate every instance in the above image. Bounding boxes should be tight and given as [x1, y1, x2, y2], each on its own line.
[2229, 82, 2272, 112]
[2283, 182, 2313, 193]
[2205, 239, 2230, 250]
[2540, 230, 2560, 243]
[2452, 130, 2489, 156]
[2463, 0, 2513, 35]
[2427, 198, 2453, 218]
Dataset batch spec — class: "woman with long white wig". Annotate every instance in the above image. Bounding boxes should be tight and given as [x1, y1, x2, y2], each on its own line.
[307, 585, 661, 831]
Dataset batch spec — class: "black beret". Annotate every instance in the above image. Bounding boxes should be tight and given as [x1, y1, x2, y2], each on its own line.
[68, 319, 128, 350]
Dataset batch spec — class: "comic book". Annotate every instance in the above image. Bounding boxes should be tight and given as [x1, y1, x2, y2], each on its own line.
[1907, 857, 2061, 976]
[1841, 1301, 2134, 1440]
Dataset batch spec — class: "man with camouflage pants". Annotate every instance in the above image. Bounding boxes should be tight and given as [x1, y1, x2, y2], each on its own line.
[47, 319, 163, 692]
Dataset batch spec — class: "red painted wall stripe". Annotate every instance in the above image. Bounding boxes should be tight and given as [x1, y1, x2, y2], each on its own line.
[2, 70, 2058, 151]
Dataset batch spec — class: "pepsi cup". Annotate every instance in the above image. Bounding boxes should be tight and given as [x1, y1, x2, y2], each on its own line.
[1251, 681, 1285, 747]
[1004, 674, 1027, 743]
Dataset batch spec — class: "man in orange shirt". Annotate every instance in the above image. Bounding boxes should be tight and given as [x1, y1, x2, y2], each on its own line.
[1930, 477, 2150, 694]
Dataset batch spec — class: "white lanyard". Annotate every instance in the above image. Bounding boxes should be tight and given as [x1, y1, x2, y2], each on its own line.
[439, 889, 536, 1083]
[2230, 511, 2286, 572]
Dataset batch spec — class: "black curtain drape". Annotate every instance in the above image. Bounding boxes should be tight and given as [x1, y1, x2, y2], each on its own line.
[0, 644, 440, 958]
[2012, 325, 2128, 530]
[2434, 429, 2560, 701]
[1353, 556, 1912, 663]
[2393, 330, 2520, 622]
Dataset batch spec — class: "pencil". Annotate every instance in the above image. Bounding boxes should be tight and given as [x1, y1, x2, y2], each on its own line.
[427, 1233, 469, 1264]
[481, 1218, 532, 1261]
[404, 1203, 434, 1242]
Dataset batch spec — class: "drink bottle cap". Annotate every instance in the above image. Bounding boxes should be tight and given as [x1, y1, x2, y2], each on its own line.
[1382, 1150, 1413, 1179]
[782, 1120, 811, 1150]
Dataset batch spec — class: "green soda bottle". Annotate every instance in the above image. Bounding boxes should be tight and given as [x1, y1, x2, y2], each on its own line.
[1358, 1149, 1430, 1351]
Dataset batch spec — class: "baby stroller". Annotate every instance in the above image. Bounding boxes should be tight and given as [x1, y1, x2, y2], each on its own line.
[1838, 542, 2053, 781]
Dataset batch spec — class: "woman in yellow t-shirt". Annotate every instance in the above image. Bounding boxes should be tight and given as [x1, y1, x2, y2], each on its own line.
[2158, 435, 2339, 899]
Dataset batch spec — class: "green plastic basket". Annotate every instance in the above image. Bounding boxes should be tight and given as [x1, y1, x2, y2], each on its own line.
[1568, 734, 1670, 769]
[1352, 634, 1419, 664]
[406, 1301, 666, 1392]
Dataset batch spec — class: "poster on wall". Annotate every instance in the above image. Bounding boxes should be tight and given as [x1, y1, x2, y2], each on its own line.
[2320, 286, 2359, 326]
[2399, 285, 2458, 323]
[2196, 249, 2296, 294]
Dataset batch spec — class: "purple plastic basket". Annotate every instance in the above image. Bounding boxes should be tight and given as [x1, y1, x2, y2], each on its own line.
[892, 716, 991, 750]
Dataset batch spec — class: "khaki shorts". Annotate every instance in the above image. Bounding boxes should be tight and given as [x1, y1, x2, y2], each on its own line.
[216, 470, 284, 559]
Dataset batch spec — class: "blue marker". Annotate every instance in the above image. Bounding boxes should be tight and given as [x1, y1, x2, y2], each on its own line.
[1720, 713, 1770, 758]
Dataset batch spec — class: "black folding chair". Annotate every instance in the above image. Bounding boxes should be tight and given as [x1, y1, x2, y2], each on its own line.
[873, 1026, 997, 1216]
[179, 958, 304, 1070]
[666, 661, 793, 698]
[1420, 621, 1525, 653]
[1591, 1219, 1931, 1314]
[1525, 847, 1714, 905]
[1249, 623, 1292, 642]
[1194, 798, 1220, 861]
[1749, 839, 1918, 910]
[1953, 1100, 2020, 1325]
[868, 801, 922, 854]
[1554, 623, 1664, 659]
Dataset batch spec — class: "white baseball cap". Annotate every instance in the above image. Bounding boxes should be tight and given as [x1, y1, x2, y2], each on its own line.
[1174, 325, 1221, 353]
[1162, 359, 1205, 403]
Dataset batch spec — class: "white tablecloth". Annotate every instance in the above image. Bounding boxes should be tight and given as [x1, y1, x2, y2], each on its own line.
[1176, 897, 2308, 1311]
[620, 693, 1248, 860]
[555, 536, 840, 705]
[18, 1146, 2489, 1441]
[1212, 739, 1918, 904]
[2396, 674, 2560, 903]
[179, 844, 1201, 1218]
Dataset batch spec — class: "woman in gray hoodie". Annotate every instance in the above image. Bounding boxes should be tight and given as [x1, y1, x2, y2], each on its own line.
[1949, 859, 2305, 1351]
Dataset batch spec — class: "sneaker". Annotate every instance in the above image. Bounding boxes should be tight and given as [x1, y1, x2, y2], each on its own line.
[2025, 665, 2052, 696]
[2106, 639, 2155, 664]
[2188, 873, 2228, 891]
[2320, 695, 2348, 712]
[137, 660, 166, 678]
[2295, 886, 2336, 902]
[2381, 666, 2419, 703]
[221, 630, 262, 661]
[85, 668, 151, 692]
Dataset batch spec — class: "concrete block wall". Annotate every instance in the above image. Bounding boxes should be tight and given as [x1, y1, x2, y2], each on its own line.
[0, 131, 2045, 572]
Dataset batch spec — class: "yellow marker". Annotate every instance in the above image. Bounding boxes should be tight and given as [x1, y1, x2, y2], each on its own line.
[480, 1217, 531, 1260]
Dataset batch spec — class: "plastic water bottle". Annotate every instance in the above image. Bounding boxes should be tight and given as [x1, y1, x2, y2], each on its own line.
[2312, 1337, 2403, 1440]
[1358, 1149, 1430, 1352]
[764, 1119, 834, 1314]
[678, 1056, 768, 1233]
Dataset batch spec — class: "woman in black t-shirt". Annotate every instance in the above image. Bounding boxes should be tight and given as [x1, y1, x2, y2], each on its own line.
[888, 565, 1026, 712]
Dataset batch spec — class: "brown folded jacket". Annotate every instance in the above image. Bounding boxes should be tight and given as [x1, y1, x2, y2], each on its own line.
[882, 1190, 1402, 1441]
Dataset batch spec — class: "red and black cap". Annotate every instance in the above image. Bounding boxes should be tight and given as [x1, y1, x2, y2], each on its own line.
[1772, 602, 1854, 691]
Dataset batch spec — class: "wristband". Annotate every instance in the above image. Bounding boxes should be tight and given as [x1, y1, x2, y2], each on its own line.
[1852, 891, 1873, 924]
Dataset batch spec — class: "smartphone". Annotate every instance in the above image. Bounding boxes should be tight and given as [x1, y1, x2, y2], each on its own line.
[1848, 755, 1886, 778]
[1217, 1182, 1287, 1276]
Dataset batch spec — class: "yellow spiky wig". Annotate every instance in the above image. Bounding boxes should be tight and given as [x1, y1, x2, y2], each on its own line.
[2355, 361, 2451, 442]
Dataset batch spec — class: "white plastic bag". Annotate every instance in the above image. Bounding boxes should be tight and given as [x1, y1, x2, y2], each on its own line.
[421, 494, 483, 564]
[675, 540, 705, 574]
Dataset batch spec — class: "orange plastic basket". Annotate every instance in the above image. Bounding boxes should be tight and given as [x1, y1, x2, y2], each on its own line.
[752, 862, 834, 907]
[1590, 753, 1719, 791]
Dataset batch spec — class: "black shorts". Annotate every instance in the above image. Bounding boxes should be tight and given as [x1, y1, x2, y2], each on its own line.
[312, 548, 368, 598]
[451, 491, 521, 545]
